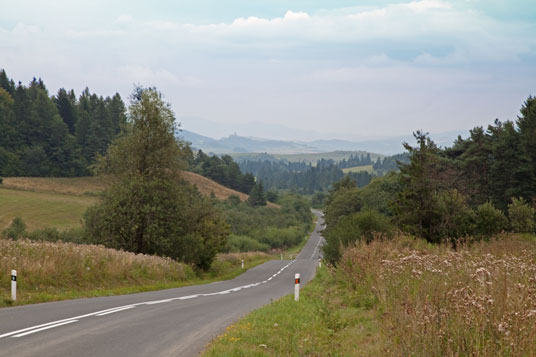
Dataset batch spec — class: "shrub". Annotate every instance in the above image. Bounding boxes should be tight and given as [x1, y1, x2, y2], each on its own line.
[0, 177, 3, 184]
[474, 202, 507, 238]
[227, 234, 269, 252]
[435, 189, 475, 241]
[323, 210, 393, 265]
[508, 197, 536, 233]
[257, 226, 304, 249]
[24, 227, 86, 244]
[3, 217, 27, 239]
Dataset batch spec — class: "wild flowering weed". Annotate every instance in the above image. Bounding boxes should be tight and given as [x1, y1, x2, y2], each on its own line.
[339, 234, 536, 356]
[0, 239, 190, 302]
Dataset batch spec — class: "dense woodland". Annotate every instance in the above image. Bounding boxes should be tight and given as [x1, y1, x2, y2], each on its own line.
[237, 153, 406, 194]
[323, 97, 536, 264]
[0, 70, 126, 176]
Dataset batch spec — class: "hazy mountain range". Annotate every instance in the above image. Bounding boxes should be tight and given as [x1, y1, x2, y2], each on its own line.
[177, 129, 466, 156]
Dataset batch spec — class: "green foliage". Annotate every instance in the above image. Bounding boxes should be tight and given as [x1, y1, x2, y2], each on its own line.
[265, 189, 279, 203]
[324, 186, 362, 228]
[474, 202, 508, 238]
[359, 171, 402, 215]
[323, 210, 393, 265]
[311, 191, 327, 208]
[0, 69, 126, 177]
[83, 87, 228, 270]
[219, 194, 312, 250]
[435, 189, 476, 241]
[3, 217, 27, 239]
[225, 195, 241, 207]
[508, 197, 536, 233]
[227, 234, 270, 252]
[189, 150, 255, 194]
[247, 182, 267, 206]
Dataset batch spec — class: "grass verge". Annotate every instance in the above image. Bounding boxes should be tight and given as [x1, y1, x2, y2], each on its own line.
[0, 239, 271, 308]
[205, 233, 536, 356]
[203, 266, 383, 356]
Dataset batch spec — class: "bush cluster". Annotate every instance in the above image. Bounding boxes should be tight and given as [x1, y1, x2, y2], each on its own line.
[219, 193, 312, 252]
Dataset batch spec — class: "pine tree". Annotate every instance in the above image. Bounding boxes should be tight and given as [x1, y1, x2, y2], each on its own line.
[248, 182, 267, 206]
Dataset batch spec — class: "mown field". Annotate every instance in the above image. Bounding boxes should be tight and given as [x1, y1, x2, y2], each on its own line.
[0, 173, 265, 232]
[0, 187, 96, 231]
[205, 234, 536, 356]
[342, 164, 375, 174]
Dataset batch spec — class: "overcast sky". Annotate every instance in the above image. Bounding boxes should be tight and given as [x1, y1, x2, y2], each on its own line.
[1, 0, 535, 140]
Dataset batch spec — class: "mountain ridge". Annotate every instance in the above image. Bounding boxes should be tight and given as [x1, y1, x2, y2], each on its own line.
[177, 129, 465, 156]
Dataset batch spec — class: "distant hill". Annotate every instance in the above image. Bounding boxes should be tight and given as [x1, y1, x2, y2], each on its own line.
[177, 129, 464, 156]
[178, 130, 315, 154]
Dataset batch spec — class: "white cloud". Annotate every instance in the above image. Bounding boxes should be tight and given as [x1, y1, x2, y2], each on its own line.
[405, 0, 452, 12]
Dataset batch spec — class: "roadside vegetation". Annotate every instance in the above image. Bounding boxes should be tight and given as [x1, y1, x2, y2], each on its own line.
[0, 238, 270, 307]
[206, 96, 536, 355]
[205, 234, 536, 356]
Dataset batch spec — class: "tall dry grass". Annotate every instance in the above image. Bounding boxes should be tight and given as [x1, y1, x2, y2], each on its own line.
[0, 239, 191, 303]
[2, 177, 106, 196]
[339, 234, 536, 356]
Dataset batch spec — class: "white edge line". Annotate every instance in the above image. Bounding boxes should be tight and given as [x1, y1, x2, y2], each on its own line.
[13, 320, 78, 337]
[1, 259, 299, 339]
[95, 306, 135, 316]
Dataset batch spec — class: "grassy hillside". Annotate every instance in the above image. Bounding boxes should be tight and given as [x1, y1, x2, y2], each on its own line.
[0, 173, 275, 231]
[2, 177, 105, 196]
[0, 188, 96, 231]
[181, 171, 249, 201]
[205, 234, 536, 356]
[342, 164, 375, 174]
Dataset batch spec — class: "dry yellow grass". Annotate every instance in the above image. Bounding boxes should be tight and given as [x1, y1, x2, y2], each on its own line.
[0, 239, 191, 304]
[180, 171, 279, 208]
[339, 234, 536, 356]
[2, 177, 105, 196]
[0, 238, 271, 306]
[181, 171, 249, 201]
[3, 173, 277, 206]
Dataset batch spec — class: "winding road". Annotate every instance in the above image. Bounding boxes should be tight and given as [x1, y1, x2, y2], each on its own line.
[0, 210, 324, 356]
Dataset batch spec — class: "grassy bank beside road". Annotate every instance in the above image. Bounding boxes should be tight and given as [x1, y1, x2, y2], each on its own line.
[205, 233, 536, 356]
[0, 239, 271, 307]
[204, 267, 382, 356]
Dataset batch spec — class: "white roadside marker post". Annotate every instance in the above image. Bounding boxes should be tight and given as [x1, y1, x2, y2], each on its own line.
[11, 270, 16, 301]
[280, 253, 283, 260]
[294, 273, 300, 302]
[241, 259, 244, 269]
[319, 259, 322, 268]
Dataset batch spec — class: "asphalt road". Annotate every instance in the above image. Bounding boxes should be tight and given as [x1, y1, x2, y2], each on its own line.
[0, 211, 325, 357]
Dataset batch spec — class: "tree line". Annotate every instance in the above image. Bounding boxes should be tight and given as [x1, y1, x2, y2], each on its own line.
[322, 97, 536, 264]
[0, 70, 126, 176]
[237, 153, 408, 194]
